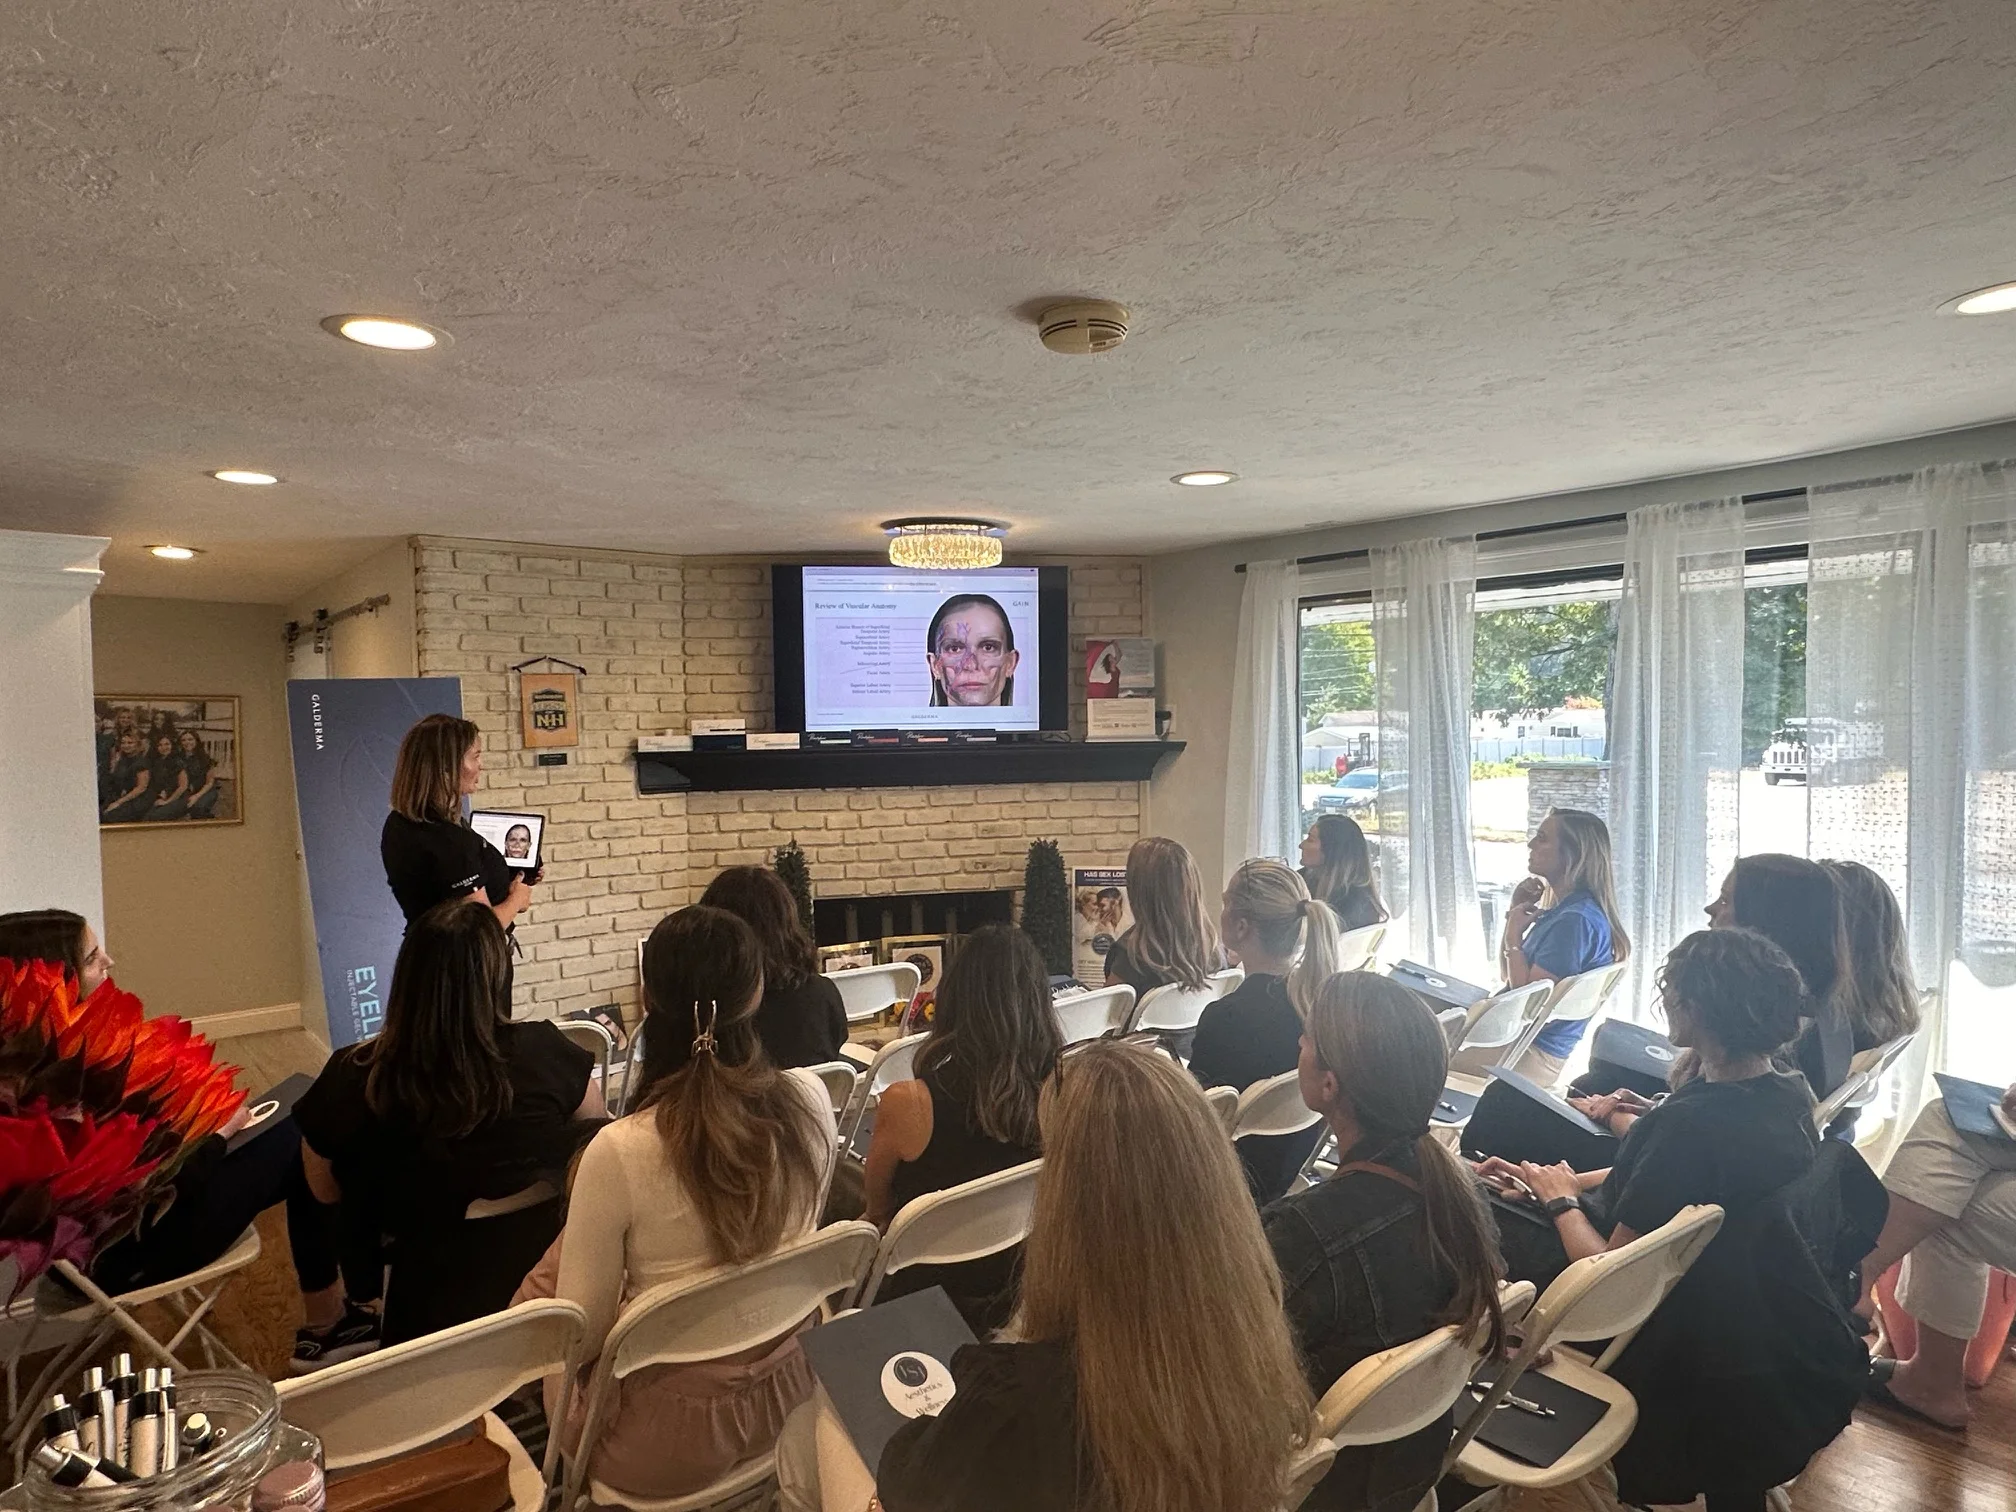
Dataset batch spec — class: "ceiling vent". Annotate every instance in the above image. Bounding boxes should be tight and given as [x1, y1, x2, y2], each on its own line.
[1038, 300, 1130, 354]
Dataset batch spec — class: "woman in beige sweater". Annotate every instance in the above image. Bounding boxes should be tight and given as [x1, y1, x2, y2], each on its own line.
[518, 905, 834, 1497]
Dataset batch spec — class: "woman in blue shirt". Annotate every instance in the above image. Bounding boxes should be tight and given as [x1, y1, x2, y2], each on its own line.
[1485, 808, 1629, 1084]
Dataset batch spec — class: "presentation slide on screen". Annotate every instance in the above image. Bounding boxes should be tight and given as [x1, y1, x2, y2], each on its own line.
[801, 566, 1042, 731]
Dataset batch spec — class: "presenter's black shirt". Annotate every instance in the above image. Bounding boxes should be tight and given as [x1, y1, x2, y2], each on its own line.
[381, 811, 513, 925]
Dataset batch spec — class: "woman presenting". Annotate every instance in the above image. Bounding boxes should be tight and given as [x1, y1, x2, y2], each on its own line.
[380, 714, 533, 930]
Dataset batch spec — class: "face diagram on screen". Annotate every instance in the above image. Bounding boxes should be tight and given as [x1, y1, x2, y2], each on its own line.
[926, 595, 1020, 707]
[504, 823, 532, 859]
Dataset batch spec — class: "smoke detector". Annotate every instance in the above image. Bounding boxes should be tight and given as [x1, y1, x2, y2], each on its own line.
[1038, 300, 1130, 355]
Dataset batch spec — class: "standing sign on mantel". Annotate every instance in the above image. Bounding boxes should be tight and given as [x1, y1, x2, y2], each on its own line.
[1085, 638, 1156, 742]
[520, 671, 581, 749]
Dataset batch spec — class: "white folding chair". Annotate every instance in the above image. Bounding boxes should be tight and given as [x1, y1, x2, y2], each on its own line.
[1444, 982, 1554, 1067]
[1445, 1205, 1725, 1506]
[827, 961, 922, 1025]
[1336, 923, 1388, 973]
[1812, 1033, 1917, 1132]
[857, 1160, 1043, 1309]
[1127, 982, 1216, 1038]
[1204, 1084, 1240, 1132]
[1054, 984, 1134, 1046]
[1519, 964, 1628, 1067]
[556, 1018, 617, 1102]
[49, 1224, 263, 1373]
[279, 1297, 587, 1504]
[562, 1223, 880, 1512]
[1280, 1440, 1340, 1510]
[836, 1032, 929, 1156]
[615, 1019, 649, 1117]
[804, 1060, 862, 1117]
[1230, 1070, 1322, 1145]
[1207, 966, 1245, 998]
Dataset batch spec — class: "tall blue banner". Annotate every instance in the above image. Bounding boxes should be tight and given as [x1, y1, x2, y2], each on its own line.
[288, 678, 462, 1047]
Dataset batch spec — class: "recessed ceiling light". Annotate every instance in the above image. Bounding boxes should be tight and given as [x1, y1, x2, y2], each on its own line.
[1172, 470, 1238, 487]
[147, 545, 201, 560]
[320, 314, 448, 350]
[1943, 282, 2016, 317]
[209, 469, 278, 486]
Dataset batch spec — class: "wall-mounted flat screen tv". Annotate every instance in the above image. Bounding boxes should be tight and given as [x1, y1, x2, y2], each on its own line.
[772, 565, 1070, 734]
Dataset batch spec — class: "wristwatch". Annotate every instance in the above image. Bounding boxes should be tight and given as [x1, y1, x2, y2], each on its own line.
[1543, 1195, 1579, 1219]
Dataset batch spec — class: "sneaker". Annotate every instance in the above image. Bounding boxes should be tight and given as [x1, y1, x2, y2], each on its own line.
[288, 1305, 382, 1375]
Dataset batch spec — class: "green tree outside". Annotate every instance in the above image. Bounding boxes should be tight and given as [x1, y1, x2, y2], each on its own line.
[1471, 602, 1615, 719]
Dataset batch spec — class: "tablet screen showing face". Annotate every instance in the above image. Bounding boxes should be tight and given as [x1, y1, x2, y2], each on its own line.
[470, 810, 544, 869]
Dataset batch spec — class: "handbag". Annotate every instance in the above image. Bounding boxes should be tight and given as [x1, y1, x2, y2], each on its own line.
[326, 1431, 514, 1512]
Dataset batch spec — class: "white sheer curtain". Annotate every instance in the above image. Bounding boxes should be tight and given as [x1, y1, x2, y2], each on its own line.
[1807, 462, 2016, 1128]
[1371, 535, 1483, 972]
[1606, 498, 1747, 1018]
[1223, 559, 1304, 873]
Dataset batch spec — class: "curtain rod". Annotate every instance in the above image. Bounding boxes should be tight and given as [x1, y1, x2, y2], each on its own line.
[1231, 488, 1808, 574]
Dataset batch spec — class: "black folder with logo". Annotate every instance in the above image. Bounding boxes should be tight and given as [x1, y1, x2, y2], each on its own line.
[225, 1072, 316, 1153]
[1461, 1361, 1611, 1467]
[1585, 1019, 1680, 1100]
[1937, 1073, 2016, 1143]
[1389, 960, 1493, 1012]
[1460, 1067, 1618, 1170]
[800, 1287, 976, 1472]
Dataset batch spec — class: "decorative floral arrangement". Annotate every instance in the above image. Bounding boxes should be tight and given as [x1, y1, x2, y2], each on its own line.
[0, 960, 244, 1294]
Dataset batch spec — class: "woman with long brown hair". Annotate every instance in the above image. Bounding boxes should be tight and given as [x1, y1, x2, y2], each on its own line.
[700, 864, 847, 1068]
[1269, 971, 1504, 1511]
[1819, 859, 1919, 1050]
[1101, 836, 1222, 996]
[858, 1041, 1313, 1512]
[1299, 814, 1387, 932]
[379, 713, 532, 929]
[863, 924, 1062, 1327]
[1190, 858, 1342, 1201]
[539, 905, 833, 1498]
[296, 899, 600, 1347]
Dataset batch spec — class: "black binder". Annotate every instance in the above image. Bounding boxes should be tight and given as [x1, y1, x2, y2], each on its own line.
[1460, 1068, 1618, 1170]
[1461, 1360, 1611, 1467]
[1584, 1019, 1681, 1100]
[800, 1287, 976, 1471]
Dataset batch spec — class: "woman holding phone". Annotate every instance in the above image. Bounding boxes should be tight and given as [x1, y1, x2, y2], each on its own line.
[380, 715, 534, 930]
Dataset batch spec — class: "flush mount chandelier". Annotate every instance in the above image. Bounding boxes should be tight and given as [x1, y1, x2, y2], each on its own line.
[882, 518, 1008, 570]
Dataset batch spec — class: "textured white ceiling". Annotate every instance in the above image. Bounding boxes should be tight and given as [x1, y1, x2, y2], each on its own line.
[4, 0, 2016, 602]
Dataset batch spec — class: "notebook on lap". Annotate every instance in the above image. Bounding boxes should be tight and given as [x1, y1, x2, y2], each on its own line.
[1936, 1074, 2016, 1143]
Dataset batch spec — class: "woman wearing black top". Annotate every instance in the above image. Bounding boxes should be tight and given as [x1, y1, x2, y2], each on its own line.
[379, 714, 533, 930]
[144, 732, 190, 820]
[698, 865, 846, 1069]
[1267, 971, 1505, 1512]
[1190, 859, 1342, 1203]
[100, 730, 154, 824]
[862, 924, 1061, 1329]
[177, 729, 222, 819]
[1298, 814, 1387, 932]
[295, 899, 601, 1344]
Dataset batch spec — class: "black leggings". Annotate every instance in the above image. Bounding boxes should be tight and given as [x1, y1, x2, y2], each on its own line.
[94, 1120, 375, 1300]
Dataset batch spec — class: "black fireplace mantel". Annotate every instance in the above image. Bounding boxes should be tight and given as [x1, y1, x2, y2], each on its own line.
[634, 739, 1182, 795]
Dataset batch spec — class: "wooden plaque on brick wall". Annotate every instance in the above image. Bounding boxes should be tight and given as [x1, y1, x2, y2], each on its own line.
[520, 671, 580, 748]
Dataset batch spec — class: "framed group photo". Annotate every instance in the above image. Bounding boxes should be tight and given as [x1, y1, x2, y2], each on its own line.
[96, 695, 242, 829]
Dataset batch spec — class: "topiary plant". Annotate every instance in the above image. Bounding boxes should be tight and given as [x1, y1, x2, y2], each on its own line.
[774, 838, 815, 936]
[1021, 838, 1073, 976]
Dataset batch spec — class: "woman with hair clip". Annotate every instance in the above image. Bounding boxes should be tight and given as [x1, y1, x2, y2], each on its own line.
[1458, 808, 1628, 1084]
[522, 905, 834, 1499]
[1190, 859, 1343, 1203]
[1477, 928, 1865, 1511]
[1820, 859, 1920, 1051]
[777, 1040, 1314, 1512]
[1298, 814, 1387, 933]
[700, 865, 847, 1069]
[0, 909, 381, 1373]
[379, 713, 534, 929]
[1267, 971, 1505, 1512]
[862, 924, 1062, 1328]
[1101, 836, 1223, 999]
[295, 899, 600, 1346]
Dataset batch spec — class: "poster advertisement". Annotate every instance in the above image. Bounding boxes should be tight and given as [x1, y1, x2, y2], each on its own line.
[288, 677, 464, 1047]
[1072, 868, 1133, 985]
[1085, 638, 1157, 741]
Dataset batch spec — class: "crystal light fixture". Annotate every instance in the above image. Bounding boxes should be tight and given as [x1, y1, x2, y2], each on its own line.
[882, 518, 1007, 570]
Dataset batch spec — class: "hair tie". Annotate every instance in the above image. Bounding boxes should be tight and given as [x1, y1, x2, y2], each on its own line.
[690, 1000, 719, 1058]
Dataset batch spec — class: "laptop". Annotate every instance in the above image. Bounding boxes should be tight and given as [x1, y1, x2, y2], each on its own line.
[468, 809, 545, 869]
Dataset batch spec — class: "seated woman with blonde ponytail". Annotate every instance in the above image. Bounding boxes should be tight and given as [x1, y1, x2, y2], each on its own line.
[1189, 858, 1343, 1203]
[1266, 972, 1506, 1512]
[520, 905, 834, 1499]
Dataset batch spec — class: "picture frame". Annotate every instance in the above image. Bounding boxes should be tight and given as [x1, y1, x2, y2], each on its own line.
[95, 695, 243, 829]
[819, 940, 880, 975]
[881, 934, 947, 993]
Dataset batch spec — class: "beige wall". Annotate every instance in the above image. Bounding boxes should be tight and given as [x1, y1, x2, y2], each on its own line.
[286, 539, 418, 680]
[92, 597, 304, 1019]
[413, 538, 1148, 1025]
